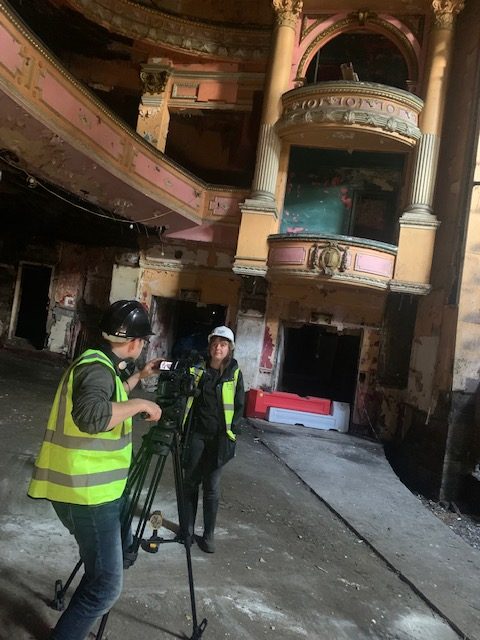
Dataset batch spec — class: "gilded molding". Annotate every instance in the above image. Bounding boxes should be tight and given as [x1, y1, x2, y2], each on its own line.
[432, 0, 465, 28]
[66, 0, 271, 61]
[300, 17, 322, 41]
[273, 0, 303, 29]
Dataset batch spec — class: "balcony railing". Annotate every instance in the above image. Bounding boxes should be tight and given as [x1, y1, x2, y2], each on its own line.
[267, 233, 397, 291]
[276, 81, 424, 152]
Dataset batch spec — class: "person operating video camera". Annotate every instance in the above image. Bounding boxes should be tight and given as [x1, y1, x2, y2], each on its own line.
[28, 300, 162, 640]
[182, 326, 244, 553]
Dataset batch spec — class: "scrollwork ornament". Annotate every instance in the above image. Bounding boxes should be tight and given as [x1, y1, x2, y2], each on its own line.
[319, 243, 342, 276]
[309, 241, 348, 276]
[273, 0, 303, 28]
[140, 70, 170, 95]
[432, 0, 465, 28]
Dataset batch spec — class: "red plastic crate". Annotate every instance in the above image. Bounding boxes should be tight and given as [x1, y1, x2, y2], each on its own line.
[245, 389, 331, 420]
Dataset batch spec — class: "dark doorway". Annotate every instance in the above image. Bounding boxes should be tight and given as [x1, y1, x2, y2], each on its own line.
[150, 296, 227, 361]
[280, 325, 360, 404]
[14, 263, 52, 349]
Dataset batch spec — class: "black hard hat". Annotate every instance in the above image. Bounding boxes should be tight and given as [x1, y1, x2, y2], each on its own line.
[100, 300, 153, 340]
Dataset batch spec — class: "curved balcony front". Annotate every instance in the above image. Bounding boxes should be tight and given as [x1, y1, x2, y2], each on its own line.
[267, 234, 397, 291]
[276, 81, 424, 152]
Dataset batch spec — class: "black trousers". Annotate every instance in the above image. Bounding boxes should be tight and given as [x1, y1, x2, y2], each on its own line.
[182, 432, 223, 538]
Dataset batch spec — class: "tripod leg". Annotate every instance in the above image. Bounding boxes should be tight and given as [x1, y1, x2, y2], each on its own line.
[172, 433, 207, 639]
[51, 559, 83, 611]
[95, 611, 109, 640]
[94, 434, 170, 639]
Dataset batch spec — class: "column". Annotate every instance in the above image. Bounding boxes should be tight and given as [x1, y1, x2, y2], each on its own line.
[395, 0, 464, 286]
[235, 1, 303, 275]
[136, 58, 173, 153]
[248, 0, 303, 205]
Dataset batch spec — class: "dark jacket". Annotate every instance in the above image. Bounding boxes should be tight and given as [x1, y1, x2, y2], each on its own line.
[185, 357, 245, 467]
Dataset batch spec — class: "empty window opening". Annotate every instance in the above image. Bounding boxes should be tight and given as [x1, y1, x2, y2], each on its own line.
[14, 263, 52, 350]
[305, 32, 409, 89]
[150, 296, 227, 361]
[280, 324, 360, 406]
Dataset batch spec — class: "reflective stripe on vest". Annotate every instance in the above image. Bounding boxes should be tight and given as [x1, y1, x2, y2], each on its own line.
[28, 349, 132, 505]
[183, 366, 239, 442]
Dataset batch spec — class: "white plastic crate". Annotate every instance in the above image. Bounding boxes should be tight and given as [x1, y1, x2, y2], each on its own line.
[266, 402, 349, 433]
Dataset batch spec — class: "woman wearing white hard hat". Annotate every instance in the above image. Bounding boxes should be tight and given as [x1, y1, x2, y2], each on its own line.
[182, 325, 244, 553]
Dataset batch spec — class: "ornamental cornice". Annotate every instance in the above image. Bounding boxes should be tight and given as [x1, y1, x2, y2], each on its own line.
[432, 0, 465, 28]
[389, 280, 431, 295]
[266, 268, 391, 290]
[232, 265, 268, 277]
[273, 0, 303, 29]
[65, 0, 271, 61]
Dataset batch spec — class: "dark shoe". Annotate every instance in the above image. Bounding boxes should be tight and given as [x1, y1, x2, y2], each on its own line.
[197, 535, 215, 553]
[175, 532, 196, 547]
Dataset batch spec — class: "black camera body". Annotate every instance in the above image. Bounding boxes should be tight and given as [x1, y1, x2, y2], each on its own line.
[155, 352, 204, 430]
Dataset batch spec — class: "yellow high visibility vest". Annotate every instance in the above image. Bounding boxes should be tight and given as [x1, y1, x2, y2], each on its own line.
[183, 366, 239, 441]
[28, 349, 133, 505]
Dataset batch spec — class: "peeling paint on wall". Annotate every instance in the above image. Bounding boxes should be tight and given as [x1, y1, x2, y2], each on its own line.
[407, 336, 439, 414]
[260, 323, 274, 371]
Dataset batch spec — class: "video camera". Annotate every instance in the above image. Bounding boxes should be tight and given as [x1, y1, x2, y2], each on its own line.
[155, 351, 204, 431]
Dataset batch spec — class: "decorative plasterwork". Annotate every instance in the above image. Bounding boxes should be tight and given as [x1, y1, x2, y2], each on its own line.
[140, 65, 172, 95]
[267, 235, 400, 291]
[232, 265, 268, 277]
[296, 14, 419, 84]
[389, 280, 431, 295]
[66, 0, 272, 61]
[432, 0, 465, 28]
[0, 3, 245, 242]
[310, 241, 349, 276]
[277, 81, 423, 148]
[273, 0, 304, 29]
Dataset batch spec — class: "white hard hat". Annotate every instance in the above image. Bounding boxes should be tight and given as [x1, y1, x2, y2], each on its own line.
[208, 326, 235, 347]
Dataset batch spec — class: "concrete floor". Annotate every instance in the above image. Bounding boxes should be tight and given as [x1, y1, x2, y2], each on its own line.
[0, 348, 473, 640]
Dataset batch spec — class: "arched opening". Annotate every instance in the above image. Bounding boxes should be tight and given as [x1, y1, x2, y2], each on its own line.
[305, 32, 409, 90]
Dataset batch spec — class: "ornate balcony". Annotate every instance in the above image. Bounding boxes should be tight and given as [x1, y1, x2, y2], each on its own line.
[267, 234, 398, 291]
[276, 81, 424, 152]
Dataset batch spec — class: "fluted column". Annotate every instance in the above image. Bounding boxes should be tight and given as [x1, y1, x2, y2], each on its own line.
[136, 58, 173, 153]
[248, 0, 303, 205]
[401, 0, 464, 224]
[235, 1, 303, 276]
[394, 0, 464, 288]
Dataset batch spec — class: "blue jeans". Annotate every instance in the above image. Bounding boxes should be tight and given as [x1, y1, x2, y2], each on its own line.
[49, 497, 125, 640]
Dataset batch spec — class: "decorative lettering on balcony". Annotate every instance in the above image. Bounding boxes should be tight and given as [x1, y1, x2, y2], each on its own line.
[285, 95, 418, 123]
[278, 85, 423, 145]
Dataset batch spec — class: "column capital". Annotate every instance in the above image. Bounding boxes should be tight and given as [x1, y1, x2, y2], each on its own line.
[140, 58, 173, 95]
[272, 0, 303, 29]
[432, 0, 465, 28]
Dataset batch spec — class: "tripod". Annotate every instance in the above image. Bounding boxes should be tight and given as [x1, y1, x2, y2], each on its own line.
[51, 415, 207, 640]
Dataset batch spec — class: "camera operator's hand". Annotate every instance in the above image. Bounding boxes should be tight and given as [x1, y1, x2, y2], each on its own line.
[139, 358, 163, 379]
[139, 400, 162, 422]
[123, 359, 163, 395]
[107, 398, 161, 429]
